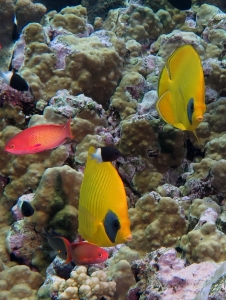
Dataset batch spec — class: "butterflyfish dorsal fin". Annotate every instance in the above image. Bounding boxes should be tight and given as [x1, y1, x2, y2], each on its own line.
[158, 65, 171, 97]
[173, 123, 187, 130]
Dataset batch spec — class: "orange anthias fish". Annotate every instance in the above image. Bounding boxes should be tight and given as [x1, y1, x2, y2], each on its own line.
[69, 240, 109, 265]
[5, 118, 73, 155]
[45, 230, 108, 265]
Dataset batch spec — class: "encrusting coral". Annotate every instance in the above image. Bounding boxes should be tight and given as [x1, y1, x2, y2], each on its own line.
[128, 193, 188, 253]
[31, 165, 83, 238]
[0, 262, 43, 299]
[11, 5, 127, 110]
[15, 0, 47, 32]
[106, 246, 138, 300]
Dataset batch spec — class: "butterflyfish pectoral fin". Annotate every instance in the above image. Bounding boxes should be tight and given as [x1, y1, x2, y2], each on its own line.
[173, 123, 187, 130]
[156, 90, 177, 126]
[78, 205, 102, 239]
[78, 205, 100, 224]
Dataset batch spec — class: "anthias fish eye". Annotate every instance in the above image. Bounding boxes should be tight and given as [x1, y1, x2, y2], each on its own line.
[98, 252, 103, 257]
[9, 144, 15, 149]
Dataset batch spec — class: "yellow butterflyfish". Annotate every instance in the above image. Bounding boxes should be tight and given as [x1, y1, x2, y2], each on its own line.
[156, 44, 206, 134]
[78, 146, 132, 247]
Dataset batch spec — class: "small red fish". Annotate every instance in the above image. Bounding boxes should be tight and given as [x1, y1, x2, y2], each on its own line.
[5, 118, 73, 154]
[70, 240, 109, 265]
[54, 237, 108, 265]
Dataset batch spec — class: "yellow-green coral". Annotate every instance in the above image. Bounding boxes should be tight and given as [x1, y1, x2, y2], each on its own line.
[15, 0, 46, 32]
[128, 194, 187, 253]
[20, 16, 125, 109]
[51, 6, 87, 34]
[110, 72, 144, 119]
[31, 165, 83, 238]
[180, 222, 226, 263]
[0, 263, 43, 299]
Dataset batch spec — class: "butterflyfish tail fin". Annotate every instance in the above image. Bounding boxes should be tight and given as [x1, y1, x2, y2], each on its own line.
[173, 123, 187, 130]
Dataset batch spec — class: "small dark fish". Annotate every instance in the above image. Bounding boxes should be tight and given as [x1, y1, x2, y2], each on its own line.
[12, 15, 19, 41]
[167, 0, 191, 10]
[43, 228, 68, 261]
[91, 146, 121, 162]
[20, 201, 35, 217]
[0, 70, 29, 91]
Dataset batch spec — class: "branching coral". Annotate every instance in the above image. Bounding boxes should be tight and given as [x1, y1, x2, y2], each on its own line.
[49, 266, 116, 300]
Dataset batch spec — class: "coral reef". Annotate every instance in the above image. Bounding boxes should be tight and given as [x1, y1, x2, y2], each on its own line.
[12, 8, 126, 110]
[2, 1, 226, 299]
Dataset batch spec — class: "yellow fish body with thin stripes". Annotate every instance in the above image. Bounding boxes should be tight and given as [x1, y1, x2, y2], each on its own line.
[78, 146, 132, 247]
[156, 44, 206, 133]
